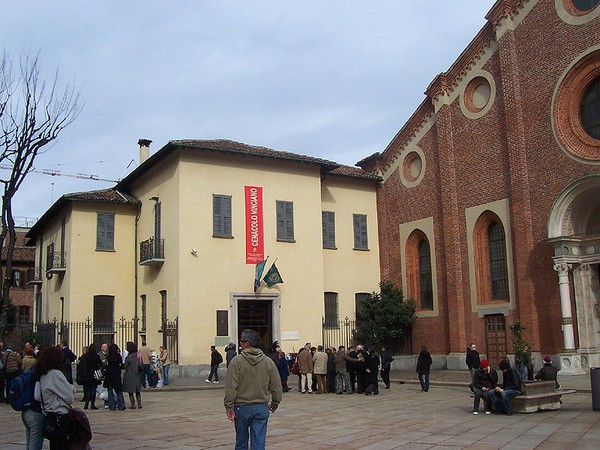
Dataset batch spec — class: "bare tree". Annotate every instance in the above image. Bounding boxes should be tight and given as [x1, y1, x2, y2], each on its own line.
[0, 51, 81, 338]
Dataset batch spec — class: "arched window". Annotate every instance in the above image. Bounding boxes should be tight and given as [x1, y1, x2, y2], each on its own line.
[488, 222, 509, 300]
[406, 230, 434, 310]
[474, 212, 509, 304]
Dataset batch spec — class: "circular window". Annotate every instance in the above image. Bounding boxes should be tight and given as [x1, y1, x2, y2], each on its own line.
[399, 147, 426, 188]
[460, 72, 496, 119]
[573, 0, 600, 11]
[559, 0, 600, 17]
[464, 77, 491, 113]
[403, 152, 422, 182]
[580, 77, 600, 139]
[553, 50, 600, 162]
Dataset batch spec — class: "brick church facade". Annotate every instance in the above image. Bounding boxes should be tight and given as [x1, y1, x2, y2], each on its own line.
[360, 0, 600, 373]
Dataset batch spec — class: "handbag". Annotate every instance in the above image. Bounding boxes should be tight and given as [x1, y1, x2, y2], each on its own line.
[291, 362, 299, 375]
[44, 411, 75, 441]
[93, 369, 104, 382]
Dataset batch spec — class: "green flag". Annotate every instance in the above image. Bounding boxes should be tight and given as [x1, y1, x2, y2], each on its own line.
[263, 262, 283, 287]
[254, 258, 268, 292]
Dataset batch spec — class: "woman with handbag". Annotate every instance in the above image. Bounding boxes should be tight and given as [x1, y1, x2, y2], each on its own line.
[34, 345, 77, 450]
[81, 344, 102, 410]
[103, 343, 126, 411]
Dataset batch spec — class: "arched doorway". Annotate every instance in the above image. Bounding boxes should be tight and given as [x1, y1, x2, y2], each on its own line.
[548, 175, 600, 371]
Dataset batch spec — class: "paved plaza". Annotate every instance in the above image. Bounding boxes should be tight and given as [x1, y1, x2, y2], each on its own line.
[1, 372, 599, 449]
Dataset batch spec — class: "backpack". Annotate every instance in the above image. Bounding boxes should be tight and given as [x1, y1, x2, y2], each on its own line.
[9, 369, 35, 411]
[216, 351, 223, 365]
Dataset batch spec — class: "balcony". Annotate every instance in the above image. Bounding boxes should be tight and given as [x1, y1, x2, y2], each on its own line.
[46, 252, 67, 274]
[26, 267, 44, 285]
[139, 237, 165, 265]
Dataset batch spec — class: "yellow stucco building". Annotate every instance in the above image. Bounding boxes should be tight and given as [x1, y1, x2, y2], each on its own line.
[27, 139, 381, 370]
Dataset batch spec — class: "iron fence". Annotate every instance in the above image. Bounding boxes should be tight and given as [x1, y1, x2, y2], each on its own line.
[3, 317, 178, 364]
[322, 316, 412, 354]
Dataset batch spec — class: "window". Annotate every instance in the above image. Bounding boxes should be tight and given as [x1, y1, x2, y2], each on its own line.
[353, 214, 368, 250]
[488, 222, 509, 300]
[418, 240, 434, 310]
[581, 77, 600, 139]
[93, 295, 114, 335]
[213, 194, 232, 237]
[96, 212, 115, 251]
[322, 211, 336, 249]
[324, 292, 338, 328]
[276, 200, 294, 242]
[154, 202, 162, 241]
[573, 0, 600, 11]
[46, 242, 54, 272]
[17, 306, 30, 324]
[217, 310, 228, 336]
[160, 290, 167, 329]
[12, 270, 21, 288]
[406, 230, 435, 311]
[140, 295, 147, 332]
[474, 212, 509, 304]
[60, 217, 66, 267]
[355, 292, 370, 326]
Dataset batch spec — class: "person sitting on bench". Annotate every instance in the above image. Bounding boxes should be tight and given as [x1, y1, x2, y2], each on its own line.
[490, 359, 521, 415]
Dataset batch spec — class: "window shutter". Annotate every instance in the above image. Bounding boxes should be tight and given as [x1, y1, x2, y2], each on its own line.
[322, 211, 335, 248]
[353, 214, 368, 249]
[276, 200, 294, 241]
[213, 195, 232, 237]
[96, 213, 106, 249]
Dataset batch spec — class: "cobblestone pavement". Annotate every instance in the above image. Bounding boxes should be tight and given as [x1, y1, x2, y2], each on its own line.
[1, 372, 597, 449]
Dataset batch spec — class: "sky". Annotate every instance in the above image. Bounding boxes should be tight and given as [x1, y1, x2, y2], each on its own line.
[2, 1, 495, 223]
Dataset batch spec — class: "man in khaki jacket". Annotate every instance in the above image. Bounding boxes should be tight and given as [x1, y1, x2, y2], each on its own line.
[224, 329, 282, 449]
[312, 345, 329, 394]
[298, 343, 314, 393]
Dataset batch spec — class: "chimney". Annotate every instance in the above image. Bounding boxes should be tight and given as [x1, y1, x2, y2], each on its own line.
[138, 139, 152, 164]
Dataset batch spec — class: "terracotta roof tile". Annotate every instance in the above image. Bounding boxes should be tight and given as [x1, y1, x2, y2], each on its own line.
[170, 139, 340, 168]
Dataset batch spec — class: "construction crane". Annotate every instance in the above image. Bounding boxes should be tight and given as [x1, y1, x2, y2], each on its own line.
[0, 163, 119, 183]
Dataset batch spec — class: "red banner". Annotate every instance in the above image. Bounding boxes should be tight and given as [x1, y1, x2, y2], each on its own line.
[245, 186, 264, 264]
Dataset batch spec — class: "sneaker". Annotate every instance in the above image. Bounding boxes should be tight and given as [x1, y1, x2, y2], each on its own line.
[485, 411, 492, 415]
[213, 380, 219, 383]
[204, 379, 211, 383]
[473, 411, 479, 415]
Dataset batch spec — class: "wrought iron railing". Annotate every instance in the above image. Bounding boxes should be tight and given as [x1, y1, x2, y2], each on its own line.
[46, 252, 67, 273]
[3, 317, 179, 364]
[139, 237, 164, 264]
[26, 267, 44, 285]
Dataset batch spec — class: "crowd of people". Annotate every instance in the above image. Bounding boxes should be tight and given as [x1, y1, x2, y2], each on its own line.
[0, 338, 172, 450]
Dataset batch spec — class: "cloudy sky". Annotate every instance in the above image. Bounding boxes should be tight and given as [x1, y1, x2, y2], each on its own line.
[2, 1, 494, 223]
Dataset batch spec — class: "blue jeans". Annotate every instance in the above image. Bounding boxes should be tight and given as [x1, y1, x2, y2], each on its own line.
[107, 386, 126, 410]
[419, 373, 429, 391]
[490, 389, 520, 414]
[162, 364, 170, 385]
[234, 403, 269, 450]
[21, 409, 45, 450]
[139, 364, 151, 387]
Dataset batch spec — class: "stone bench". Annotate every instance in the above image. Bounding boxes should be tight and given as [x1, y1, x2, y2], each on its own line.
[511, 380, 576, 413]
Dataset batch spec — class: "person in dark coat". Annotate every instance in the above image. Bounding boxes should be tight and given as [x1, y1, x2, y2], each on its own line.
[103, 343, 126, 411]
[60, 340, 77, 385]
[81, 344, 102, 410]
[277, 350, 290, 392]
[535, 355, 560, 389]
[472, 358, 498, 415]
[465, 343, 480, 393]
[326, 347, 336, 394]
[364, 348, 380, 395]
[355, 345, 367, 393]
[225, 342, 237, 367]
[380, 345, 394, 389]
[416, 345, 433, 392]
[123, 341, 142, 409]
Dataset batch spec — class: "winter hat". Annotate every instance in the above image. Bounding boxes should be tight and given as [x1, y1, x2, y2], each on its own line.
[480, 359, 489, 369]
[543, 355, 552, 364]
